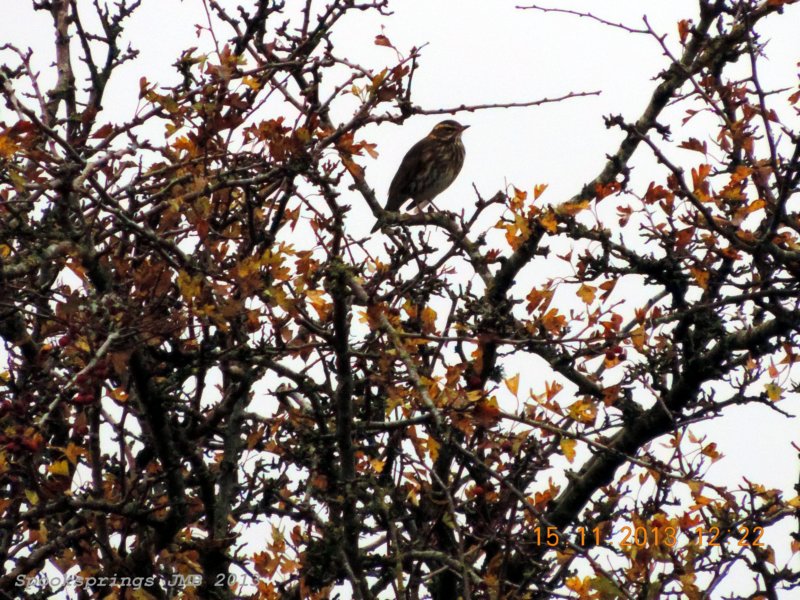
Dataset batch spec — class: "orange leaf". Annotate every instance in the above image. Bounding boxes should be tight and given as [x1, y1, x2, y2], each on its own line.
[342, 157, 364, 178]
[689, 266, 709, 289]
[691, 164, 711, 189]
[473, 397, 500, 427]
[678, 19, 691, 44]
[426, 436, 440, 461]
[541, 308, 566, 334]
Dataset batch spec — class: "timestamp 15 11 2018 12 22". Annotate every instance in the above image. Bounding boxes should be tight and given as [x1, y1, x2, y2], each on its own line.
[533, 525, 765, 548]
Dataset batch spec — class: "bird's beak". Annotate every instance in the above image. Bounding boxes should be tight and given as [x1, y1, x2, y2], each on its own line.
[460, 124, 470, 132]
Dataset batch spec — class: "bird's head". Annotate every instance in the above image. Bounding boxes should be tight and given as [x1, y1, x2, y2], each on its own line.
[428, 120, 469, 141]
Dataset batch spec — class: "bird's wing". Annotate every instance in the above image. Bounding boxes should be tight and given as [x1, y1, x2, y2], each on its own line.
[385, 139, 426, 212]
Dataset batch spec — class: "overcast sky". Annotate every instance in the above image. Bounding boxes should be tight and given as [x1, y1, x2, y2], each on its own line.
[3, 1, 800, 595]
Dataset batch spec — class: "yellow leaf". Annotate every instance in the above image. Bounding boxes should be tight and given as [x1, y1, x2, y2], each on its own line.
[370, 458, 385, 473]
[765, 382, 782, 401]
[567, 399, 597, 424]
[25, 489, 39, 506]
[504, 374, 520, 397]
[177, 270, 203, 301]
[689, 266, 709, 289]
[533, 183, 548, 200]
[560, 438, 577, 463]
[630, 324, 646, 351]
[576, 284, 596, 304]
[427, 436, 440, 461]
[421, 306, 437, 333]
[64, 442, 86, 465]
[242, 75, 261, 90]
[555, 199, 590, 216]
[0, 244, 11, 258]
[565, 575, 592, 595]
[539, 210, 558, 233]
[0, 134, 19, 158]
[48, 460, 71, 477]
[109, 387, 128, 402]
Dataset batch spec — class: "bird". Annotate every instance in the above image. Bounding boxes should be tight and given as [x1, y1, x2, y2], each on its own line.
[371, 119, 468, 232]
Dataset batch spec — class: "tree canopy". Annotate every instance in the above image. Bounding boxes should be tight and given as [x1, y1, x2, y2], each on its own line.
[1, 1, 800, 599]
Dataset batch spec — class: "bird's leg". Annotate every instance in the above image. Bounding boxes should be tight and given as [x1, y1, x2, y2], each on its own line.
[427, 200, 443, 214]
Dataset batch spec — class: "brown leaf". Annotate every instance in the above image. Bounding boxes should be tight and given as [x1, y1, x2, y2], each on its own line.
[679, 138, 707, 154]
[91, 123, 114, 139]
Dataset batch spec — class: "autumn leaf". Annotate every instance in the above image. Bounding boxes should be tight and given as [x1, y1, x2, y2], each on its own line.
[545, 380, 563, 401]
[0, 133, 20, 158]
[576, 283, 596, 304]
[526, 287, 554, 313]
[48, 460, 71, 477]
[565, 575, 592, 598]
[533, 488, 554, 511]
[567, 399, 597, 424]
[555, 199, 590, 216]
[473, 397, 501, 427]
[421, 306, 437, 333]
[109, 387, 129, 402]
[678, 19, 692, 44]
[679, 137, 707, 154]
[505, 373, 520, 397]
[675, 227, 695, 250]
[560, 438, 577, 463]
[541, 308, 566, 334]
[701, 443, 722, 462]
[765, 382, 783, 401]
[177, 270, 203, 302]
[689, 266, 709, 289]
[342, 157, 364, 178]
[64, 442, 86, 465]
[242, 75, 261, 90]
[539, 210, 558, 233]
[427, 436, 440, 461]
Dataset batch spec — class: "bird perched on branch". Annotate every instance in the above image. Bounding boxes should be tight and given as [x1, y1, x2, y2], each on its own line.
[371, 120, 468, 233]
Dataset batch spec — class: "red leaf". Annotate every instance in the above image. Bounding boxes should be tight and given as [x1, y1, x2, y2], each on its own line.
[92, 124, 114, 139]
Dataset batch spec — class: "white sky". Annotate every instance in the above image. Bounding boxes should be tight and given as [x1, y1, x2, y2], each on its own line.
[3, 1, 800, 597]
